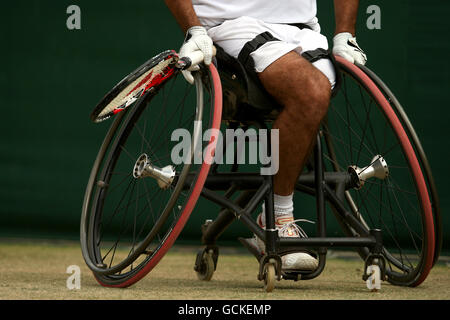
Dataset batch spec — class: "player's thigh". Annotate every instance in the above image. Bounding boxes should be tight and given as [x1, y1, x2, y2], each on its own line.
[258, 51, 331, 110]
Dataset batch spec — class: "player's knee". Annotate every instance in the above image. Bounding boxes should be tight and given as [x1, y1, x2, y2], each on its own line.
[311, 76, 331, 120]
[291, 75, 331, 123]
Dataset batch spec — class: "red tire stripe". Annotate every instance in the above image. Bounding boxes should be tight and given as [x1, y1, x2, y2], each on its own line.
[335, 56, 435, 286]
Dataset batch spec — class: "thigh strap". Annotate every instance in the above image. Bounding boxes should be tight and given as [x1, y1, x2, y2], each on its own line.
[237, 30, 342, 96]
[237, 31, 280, 73]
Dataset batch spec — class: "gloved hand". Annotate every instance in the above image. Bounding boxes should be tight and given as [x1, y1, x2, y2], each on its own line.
[179, 26, 214, 84]
[332, 32, 367, 65]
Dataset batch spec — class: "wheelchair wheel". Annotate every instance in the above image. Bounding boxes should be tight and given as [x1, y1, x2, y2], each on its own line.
[80, 64, 222, 287]
[322, 56, 438, 287]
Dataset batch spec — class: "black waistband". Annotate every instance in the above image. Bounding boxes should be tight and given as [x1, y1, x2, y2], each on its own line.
[288, 23, 313, 30]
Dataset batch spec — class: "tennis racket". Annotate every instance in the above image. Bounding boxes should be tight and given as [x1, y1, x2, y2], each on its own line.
[90, 49, 212, 123]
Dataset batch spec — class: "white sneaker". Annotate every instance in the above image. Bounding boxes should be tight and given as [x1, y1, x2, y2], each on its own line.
[255, 213, 318, 271]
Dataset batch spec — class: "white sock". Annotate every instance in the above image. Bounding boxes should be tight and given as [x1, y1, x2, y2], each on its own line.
[273, 193, 294, 216]
[260, 193, 294, 226]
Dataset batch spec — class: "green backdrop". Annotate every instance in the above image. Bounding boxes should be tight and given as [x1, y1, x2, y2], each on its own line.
[0, 1, 448, 251]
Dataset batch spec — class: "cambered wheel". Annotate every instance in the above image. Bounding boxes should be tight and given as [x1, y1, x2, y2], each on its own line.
[321, 56, 438, 287]
[80, 64, 222, 287]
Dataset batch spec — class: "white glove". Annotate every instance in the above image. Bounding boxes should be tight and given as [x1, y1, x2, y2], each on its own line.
[332, 32, 367, 65]
[179, 26, 213, 84]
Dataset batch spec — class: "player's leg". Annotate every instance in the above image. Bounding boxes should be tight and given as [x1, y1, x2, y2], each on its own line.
[208, 17, 334, 270]
[258, 51, 332, 196]
[255, 51, 331, 270]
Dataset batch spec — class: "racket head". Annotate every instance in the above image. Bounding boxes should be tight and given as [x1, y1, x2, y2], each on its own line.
[90, 50, 179, 123]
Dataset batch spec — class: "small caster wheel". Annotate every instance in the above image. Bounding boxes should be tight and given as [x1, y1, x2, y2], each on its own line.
[263, 263, 276, 293]
[195, 250, 215, 281]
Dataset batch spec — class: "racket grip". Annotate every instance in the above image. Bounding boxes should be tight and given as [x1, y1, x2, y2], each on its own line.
[177, 46, 217, 70]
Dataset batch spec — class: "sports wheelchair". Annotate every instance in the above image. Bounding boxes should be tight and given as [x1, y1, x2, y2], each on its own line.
[80, 44, 442, 292]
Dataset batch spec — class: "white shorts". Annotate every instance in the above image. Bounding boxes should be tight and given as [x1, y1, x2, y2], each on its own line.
[207, 16, 336, 88]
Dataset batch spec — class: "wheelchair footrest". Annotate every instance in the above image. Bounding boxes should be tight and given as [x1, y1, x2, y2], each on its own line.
[239, 237, 321, 281]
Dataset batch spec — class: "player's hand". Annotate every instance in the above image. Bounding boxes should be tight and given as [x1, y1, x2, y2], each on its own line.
[332, 32, 367, 65]
[179, 26, 213, 84]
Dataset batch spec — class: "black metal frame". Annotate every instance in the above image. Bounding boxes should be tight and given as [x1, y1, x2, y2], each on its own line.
[187, 52, 389, 282]
[187, 133, 384, 281]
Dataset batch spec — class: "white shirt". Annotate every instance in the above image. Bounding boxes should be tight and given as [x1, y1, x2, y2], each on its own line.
[193, 0, 317, 28]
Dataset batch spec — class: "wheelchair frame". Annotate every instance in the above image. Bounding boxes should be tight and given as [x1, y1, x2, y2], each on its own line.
[192, 134, 385, 281]
[188, 51, 438, 290]
[81, 48, 441, 292]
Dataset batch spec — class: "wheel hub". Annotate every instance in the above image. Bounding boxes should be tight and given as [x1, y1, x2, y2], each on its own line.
[133, 153, 175, 189]
[348, 155, 389, 189]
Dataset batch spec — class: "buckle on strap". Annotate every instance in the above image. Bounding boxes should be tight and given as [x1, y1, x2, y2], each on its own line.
[238, 32, 280, 68]
[301, 48, 331, 63]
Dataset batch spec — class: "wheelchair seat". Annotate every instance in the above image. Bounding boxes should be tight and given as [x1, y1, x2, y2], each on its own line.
[213, 45, 282, 122]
